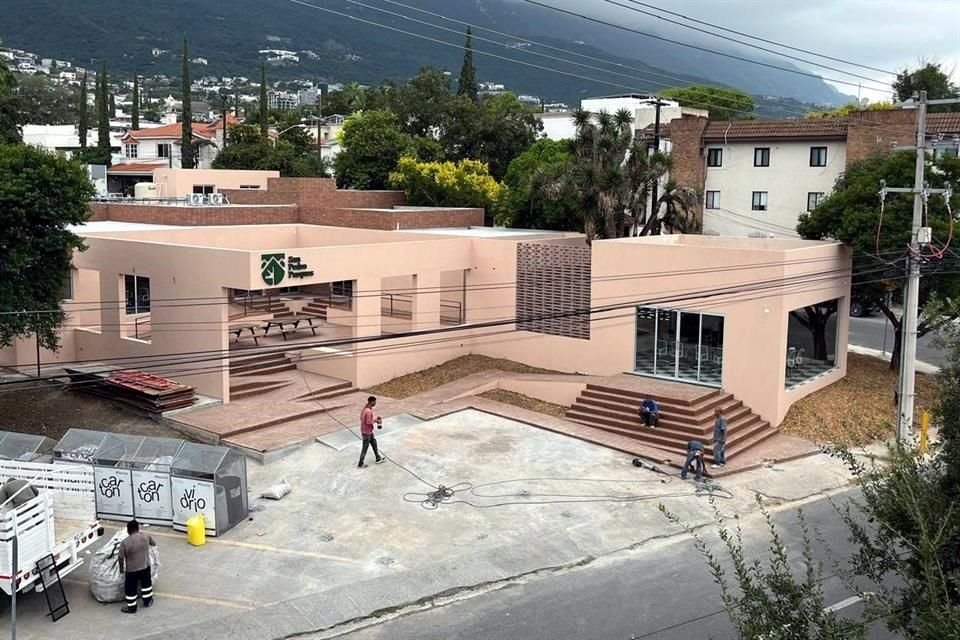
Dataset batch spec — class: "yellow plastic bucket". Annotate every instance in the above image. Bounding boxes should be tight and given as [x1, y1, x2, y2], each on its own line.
[186, 514, 206, 546]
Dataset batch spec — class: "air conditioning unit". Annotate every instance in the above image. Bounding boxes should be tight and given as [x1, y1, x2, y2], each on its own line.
[208, 192, 225, 205]
[189, 193, 204, 205]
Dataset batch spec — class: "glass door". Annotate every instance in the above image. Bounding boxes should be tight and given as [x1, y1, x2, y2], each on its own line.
[676, 312, 702, 383]
[654, 309, 677, 377]
[634, 307, 725, 387]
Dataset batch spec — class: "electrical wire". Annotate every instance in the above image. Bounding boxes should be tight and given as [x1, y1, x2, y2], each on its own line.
[519, 0, 886, 91]
[607, 0, 892, 87]
[348, 0, 834, 121]
[620, 0, 896, 76]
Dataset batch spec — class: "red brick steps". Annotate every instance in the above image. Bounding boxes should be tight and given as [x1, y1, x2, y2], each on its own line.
[565, 382, 777, 462]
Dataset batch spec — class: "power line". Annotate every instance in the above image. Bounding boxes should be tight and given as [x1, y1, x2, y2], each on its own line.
[1, 261, 902, 386]
[606, 0, 892, 86]
[519, 0, 886, 91]
[620, 0, 897, 76]
[359, 0, 823, 121]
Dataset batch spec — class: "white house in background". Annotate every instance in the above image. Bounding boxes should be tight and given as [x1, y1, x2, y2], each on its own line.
[698, 123, 847, 237]
[539, 94, 708, 141]
[21, 124, 123, 158]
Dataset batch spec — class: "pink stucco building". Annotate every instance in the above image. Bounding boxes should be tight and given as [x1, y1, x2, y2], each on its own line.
[1, 223, 851, 428]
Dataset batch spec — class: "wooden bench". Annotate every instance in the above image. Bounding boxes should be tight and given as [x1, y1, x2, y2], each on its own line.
[229, 322, 262, 345]
[263, 315, 322, 342]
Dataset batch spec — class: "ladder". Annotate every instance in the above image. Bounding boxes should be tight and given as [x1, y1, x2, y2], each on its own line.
[36, 554, 70, 622]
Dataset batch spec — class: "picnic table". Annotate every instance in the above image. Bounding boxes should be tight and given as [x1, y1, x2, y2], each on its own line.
[229, 321, 262, 345]
[262, 314, 322, 341]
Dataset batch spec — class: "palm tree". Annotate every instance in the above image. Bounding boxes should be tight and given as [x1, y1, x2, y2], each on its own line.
[343, 82, 366, 112]
[551, 109, 679, 243]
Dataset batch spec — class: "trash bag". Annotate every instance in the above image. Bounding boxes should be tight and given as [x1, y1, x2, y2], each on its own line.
[89, 530, 160, 603]
[261, 478, 291, 500]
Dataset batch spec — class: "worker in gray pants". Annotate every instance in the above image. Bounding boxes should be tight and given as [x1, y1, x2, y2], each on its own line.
[680, 440, 705, 482]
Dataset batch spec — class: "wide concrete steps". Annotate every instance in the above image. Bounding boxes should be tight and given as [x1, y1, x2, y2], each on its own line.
[229, 352, 297, 377]
[302, 300, 328, 320]
[229, 378, 293, 400]
[565, 382, 776, 462]
[294, 380, 357, 402]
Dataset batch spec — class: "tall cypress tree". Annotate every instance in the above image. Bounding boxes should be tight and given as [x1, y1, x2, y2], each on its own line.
[96, 61, 110, 158]
[457, 27, 478, 102]
[78, 72, 88, 147]
[259, 61, 268, 138]
[180, 36, 195, 169]
[131, 75, 140, 130]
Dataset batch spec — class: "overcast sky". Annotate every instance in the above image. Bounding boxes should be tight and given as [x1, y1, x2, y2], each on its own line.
[556, 0, 960, 102]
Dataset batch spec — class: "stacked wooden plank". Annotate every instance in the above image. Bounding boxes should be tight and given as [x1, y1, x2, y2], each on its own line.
[64, 367, 195, 413]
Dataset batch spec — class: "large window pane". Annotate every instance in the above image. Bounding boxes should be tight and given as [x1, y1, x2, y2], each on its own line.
[676, 312, 701, 383]
[635, 308, 656, 374]
[124, 274, 151, 315]
[786, 299, 839, 388]
[699, 314, 724, 385]
[654, 309, 676, 377]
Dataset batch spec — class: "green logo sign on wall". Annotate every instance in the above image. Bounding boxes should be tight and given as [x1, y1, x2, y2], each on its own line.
[260, 253, 286, 286]
[260, 253, 315, 285]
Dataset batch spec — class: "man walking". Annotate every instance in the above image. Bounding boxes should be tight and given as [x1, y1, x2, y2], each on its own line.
[711, 408, 727, 468]
[118, 519, 156, 614]
[680, 440, 705, 482]
[359, 395, 384, 468]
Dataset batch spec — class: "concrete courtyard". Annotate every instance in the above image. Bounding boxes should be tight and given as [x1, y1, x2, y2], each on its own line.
[2, 409, 856, 640]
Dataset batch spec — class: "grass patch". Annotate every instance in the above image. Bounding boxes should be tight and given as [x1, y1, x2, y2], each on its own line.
[367, 355, 565, 399]
[779, 352, 939, 446]
[477, 388, 568, 419]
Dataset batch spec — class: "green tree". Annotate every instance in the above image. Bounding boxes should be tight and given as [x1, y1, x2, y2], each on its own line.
[389, 156, 506, 217]
[333, 109, 414, 189]
[661, 84, 756, 120]
[798, 152, 960, 369]
[547, 108, 678, 242]
[131, 75, 139, 130]
[808, 101, 895, 118]
[15, 75, 77, 125]
[501, 138, 579, 230]
[394, 67, 456, 138]
[77, 72, 88, 147]
[180, 37, 195, 169]
[259, 62, 268, 138]
[893, 63, 959, 113]
[341, 82, 367, 113]
[442, 92, 541, 180]
[212, 124, 319, 177]
[0, 57, 22, 144]
[95, 61, 111, 164]
[457, 27, 478, 102]
[0, 145, 94, 350]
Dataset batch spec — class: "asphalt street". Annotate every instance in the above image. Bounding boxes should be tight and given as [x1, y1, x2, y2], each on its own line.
[328, 489, 896, 640]
[849, 314, 945, 367]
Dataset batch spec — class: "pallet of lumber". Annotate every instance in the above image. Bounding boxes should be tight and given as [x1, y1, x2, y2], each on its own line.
[64, 367, 195, 413]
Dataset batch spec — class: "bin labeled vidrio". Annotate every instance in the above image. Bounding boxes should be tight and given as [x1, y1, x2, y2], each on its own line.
[170, 443, 247, 537]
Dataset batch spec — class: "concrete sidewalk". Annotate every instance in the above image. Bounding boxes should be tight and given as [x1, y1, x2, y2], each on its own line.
[3, 409, 857, 640]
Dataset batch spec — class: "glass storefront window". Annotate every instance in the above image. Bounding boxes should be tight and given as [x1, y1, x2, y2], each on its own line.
[785, 299, 839, 388]
[635, 306, 725, 386]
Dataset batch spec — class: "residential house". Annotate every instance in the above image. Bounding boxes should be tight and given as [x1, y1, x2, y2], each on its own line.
[540, 94, 708, 141]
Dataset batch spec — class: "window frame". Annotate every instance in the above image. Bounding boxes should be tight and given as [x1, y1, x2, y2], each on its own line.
[124, 274, 151, 315]
[192, 184, 215, 195]
[809, 146, 828, 167]
[807, 192, 825, 211]
[706, 148, 723, 168]
[753, 147, 770, 167]
[157, 143, 172, 159]
[124, 143, 138, 159]
[705, 190, 720, 210]
[751, 191, 768, 211]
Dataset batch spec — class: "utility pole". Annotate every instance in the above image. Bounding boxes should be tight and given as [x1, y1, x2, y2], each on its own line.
[647, 97, 666, 234]
[888, 91, 959, 442]
[316, 87, 323, 176]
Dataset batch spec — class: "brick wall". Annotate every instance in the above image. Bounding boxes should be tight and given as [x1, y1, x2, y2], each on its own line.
[90, 202, 299, 225]
[667, 117, 710, 224]
[845, 109, 916, 166]
[303, 207, 484, 229]
[516, 242, 592, 340]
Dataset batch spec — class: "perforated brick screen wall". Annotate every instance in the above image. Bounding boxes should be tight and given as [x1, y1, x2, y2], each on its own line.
[516, 242, 591, 340]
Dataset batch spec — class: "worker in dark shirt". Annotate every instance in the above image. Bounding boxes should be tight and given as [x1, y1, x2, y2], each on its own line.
[681, 440, 705, 482]
[639, 398, 660, 428]
[0, 478, 38, 507]
[118, 519, 157, 614]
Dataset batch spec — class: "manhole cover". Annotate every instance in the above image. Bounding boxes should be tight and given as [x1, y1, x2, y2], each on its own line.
[319, 533, 334, 542]
[377, 556, 395, 566]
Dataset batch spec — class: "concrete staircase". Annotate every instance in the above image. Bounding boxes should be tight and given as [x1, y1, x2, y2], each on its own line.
[229, 352, 297, 377]
[294, 379, 357, 402]
[565, 383, 776, 463]
[301, 298, 329, 321]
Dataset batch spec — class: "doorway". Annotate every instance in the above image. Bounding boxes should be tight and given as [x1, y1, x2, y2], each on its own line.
[634, 306, 725, 386]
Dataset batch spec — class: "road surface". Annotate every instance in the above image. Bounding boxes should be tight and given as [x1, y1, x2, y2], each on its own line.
[326, 489, 895, 640]
[849, 314, 945, 367]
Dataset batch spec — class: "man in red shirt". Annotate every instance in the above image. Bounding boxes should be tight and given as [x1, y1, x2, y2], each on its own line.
[359, 395, 384, 468]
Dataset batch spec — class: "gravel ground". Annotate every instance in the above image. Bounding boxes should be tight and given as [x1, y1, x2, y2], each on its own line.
[477, 388, 568, 418]
[0, 380, 191, 441]
[779, 352, 940, 446]
[367, 355, 565, 399]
